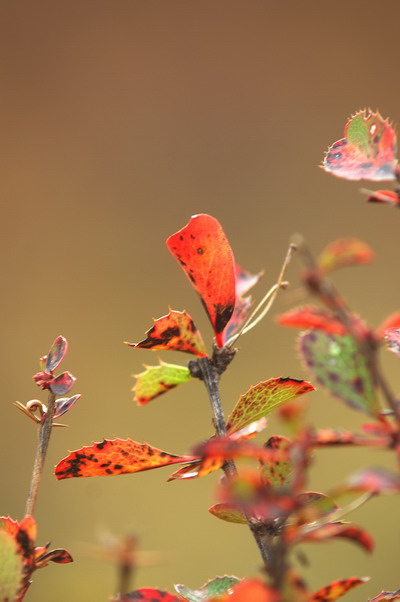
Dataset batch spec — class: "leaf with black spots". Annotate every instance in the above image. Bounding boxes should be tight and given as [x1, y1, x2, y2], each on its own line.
[166, 214, 236, 346]
[300, 331, 379, 415]
[260, 436, 293, 488]
[132, 361, 192, 405]
[323, 109, 397, 181]
[45, 336, 68, 372]
[318, 239, 374, 274]
[127, 310, 207, 357]
[226, 378, 315, 435]
[175, 576, 241, 601]
[55, 439, 195, 480]
[310, 577, 369, 601]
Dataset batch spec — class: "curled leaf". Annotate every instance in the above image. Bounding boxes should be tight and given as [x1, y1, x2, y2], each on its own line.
[299, 331, 379, 415]
[299, 522, 374, 553]
[226, 377, 315, 435]
[166, 214, 236, 346]
[127, 310, 207, 357]
[132, 361, 192, 405]
[366, 189, 400, 205]
[55, 439, 195, 480]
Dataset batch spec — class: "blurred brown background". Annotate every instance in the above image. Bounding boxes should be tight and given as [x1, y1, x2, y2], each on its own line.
[1, 1, 400, 600]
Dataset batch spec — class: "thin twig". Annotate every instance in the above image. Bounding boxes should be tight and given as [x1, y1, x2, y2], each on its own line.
[25, 391, 57, 516]
[226, 243, 296, 348]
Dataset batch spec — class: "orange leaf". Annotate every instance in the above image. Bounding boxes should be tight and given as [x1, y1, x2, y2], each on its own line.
[310, 577, 369, 601]
[126, 309, 207, 356]
[277, 306, 347, 336]
[55, 439, 195, 479]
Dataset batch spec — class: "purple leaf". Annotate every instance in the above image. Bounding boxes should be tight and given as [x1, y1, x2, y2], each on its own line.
[50, 372, 76, 395]
[54, 394, 81, 419]
[45, 336, 68, 373]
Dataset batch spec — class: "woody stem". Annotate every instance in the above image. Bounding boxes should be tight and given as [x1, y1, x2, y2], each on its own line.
[26, 391, 57, 516]
[196, 356, 274, 571]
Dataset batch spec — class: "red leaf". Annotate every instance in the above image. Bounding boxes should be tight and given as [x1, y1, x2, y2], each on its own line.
[50, 371, 76, 395]
[376, 312, 400, 339]
[116, 589, 180, 601]
[55, 439, 195, 480]
[323, 109, 397, 181]
[45, 336, 68, 373]
[127, 310, 207, 357]
[318, 239, 374, 273]
[277, 307, 347, 336]
[346, 467, 400, 494]
[384, 328, 400, 357]
[312, 429, 385, 447]
[299, 522, 374, 553]
[369, 590, 400, 601]
[366, 189, 400, 205]
[311, 577, 369, 601]
[166, 214, 236, 346]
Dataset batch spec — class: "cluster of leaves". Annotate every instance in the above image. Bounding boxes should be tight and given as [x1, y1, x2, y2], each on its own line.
[4, 109, 400, 602]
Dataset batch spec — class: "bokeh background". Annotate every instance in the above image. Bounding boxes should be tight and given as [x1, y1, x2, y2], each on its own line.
[1, 1, 400, 600]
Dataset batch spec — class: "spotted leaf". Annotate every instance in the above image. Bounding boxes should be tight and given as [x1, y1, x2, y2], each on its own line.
[318, 239, 374, 274]
[175, 576, 241, 602]
[166, 214, 236, 347]
[132, 361, 192, 405]
[260, 436, 293, 488]
[226, 377, 315, 435]
[55, 439, 195, 480]
[127, 310, 207, 357]
[299, 331, 379, 415]
[311, 577, 369, 601]
[277, 307, 347, 336]
[323, 109, 397, 181]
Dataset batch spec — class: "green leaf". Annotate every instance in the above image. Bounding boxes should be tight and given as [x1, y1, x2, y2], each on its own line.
[175, 576, 241, 602]
[226, 377, 315, 435]
[346, 112, 371, 155]
[0, 530, 24, 602]
[208, 503, 246, 524]
[299, 331, 379, 416]
[132, 361, 192, 405]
